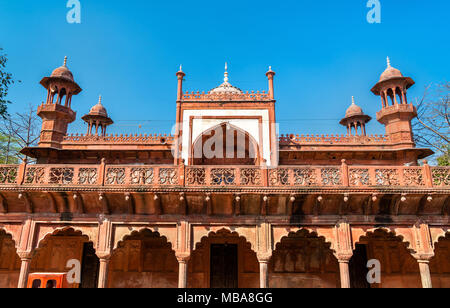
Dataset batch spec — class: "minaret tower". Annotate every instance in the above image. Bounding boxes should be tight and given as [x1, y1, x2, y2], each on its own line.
[37, 57, 82, 148]
[371, 57, 416, 147]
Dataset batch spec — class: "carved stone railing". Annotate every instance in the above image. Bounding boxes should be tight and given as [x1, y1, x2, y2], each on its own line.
[62, 134, 174, 145]
[279, 134, 391, 146]
[181, 91, 272, 102]
[0, 162, 448, 189]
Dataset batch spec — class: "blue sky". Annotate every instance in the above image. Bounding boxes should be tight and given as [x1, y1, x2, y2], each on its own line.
[0, 0, 449, 136]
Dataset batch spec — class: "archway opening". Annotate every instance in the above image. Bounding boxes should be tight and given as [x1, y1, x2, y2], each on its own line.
[270, 229, 340, 288]
[0, 229, 20, 288]
[430, 232, 450, 288]
[109, 229, 178, 288]
[189, 229, 259, 288]
[191, 123, 260, 165]
[31, 228, 99, 288]
[355, 229, 421, 288]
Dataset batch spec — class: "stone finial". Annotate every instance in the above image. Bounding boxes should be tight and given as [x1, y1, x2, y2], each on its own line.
[63, 56, 68, 67]
[386, 56, 391, 68]
[351, 96, 355, 105]
[224, 62, 229, 83]
[98, 95, 102, 105]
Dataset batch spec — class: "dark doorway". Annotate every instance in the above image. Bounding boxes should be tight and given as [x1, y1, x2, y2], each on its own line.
[349, 244, 370, 288]
[210, 244, 238, 288]
[80, 242, 100, 288]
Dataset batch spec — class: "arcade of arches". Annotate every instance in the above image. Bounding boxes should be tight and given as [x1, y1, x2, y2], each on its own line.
[0, 223, 449, 288]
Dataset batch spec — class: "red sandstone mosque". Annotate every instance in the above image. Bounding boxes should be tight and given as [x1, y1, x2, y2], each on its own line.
[0, 57, 448, 288]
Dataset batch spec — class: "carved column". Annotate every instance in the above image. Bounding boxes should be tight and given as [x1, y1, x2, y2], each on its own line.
[176, 254, 190, 288]
[257, 222, 273, 289]
[412, 222, 435, 288]
[417, 259, 433, 288]
[257, 254, 271, 288]
[96, 218, 113, 288]
[338, 258, 351, 289]
[335, 221, 354, 288]
[17, 252, 33, 288]
[97, 254, 111, 289]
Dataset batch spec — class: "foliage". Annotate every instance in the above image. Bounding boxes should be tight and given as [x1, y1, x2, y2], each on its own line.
[0, 48, 15, 118]
[413, 82, 450, 166]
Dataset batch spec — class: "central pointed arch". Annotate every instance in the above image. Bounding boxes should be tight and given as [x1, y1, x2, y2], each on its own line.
[190, 122, 261, 165]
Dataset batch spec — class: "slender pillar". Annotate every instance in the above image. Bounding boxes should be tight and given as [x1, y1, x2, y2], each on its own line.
[339, 260, 351, 288]
[418, 260, 433, 288]
[97, 256, 111, 288]
[177, 255, 190, 288]
[266, 68, 276, 100]
[259, 260, 270, 288]
[17, 252, 33, 288]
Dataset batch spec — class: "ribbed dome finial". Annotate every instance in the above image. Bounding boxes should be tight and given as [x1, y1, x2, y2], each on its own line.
[386, 56, 391, 68]
[98, 95, 102, 105]
[352, 96, 355, 105]
[224, 62, 229, 83]
[63, 56, 68, 67]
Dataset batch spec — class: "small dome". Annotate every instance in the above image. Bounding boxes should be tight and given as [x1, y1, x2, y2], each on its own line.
[209, 81, 243, 94]
[50, 57, 74, 81]
[379, 57, 403, 82]
[89, 96, 108, 117]
[345, 103, 364, 118]
[209, 63, 243, 95]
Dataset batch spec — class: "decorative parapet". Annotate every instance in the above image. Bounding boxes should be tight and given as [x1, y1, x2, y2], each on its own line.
[181, 91, 272, 102]
[279, 134, 391, 146]
[62, 133, 174, 145]
[1, 162, 448, 189]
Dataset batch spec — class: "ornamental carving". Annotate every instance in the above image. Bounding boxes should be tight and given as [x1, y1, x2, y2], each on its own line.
[130, 168, 154, 185]
[186, 168, 206, 185]
[269, 169, 290, 186]
[49, 168, 74, 184]
[211, 168, 235, 186]
[240, 168, 262, 186]
[159, 168, 178, 185]
[375, 169, 400, 186]
[25, 167, 45, 184]
[321, 168, 342, 186]
[403, 168, 424, 186]
[106, 168, 126, 185]
[432, 168, 450, 186]
[293, 168, 316, 186]
[78, 168, 98, 185]
[0, 167, 18, 184]
[349, 169, 370, 186]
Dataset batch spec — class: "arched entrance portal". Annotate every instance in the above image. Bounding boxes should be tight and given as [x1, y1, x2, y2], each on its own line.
[355, 229, 421, 288]
[189, 229, 259, 288]
[0, 229, 20, 288]
[191, 123, 260, 165]
[430, 232, 450, 288]
[270, 229, 340, 288]
[31, 228, 99, 288]
[108, 229, 178, 288]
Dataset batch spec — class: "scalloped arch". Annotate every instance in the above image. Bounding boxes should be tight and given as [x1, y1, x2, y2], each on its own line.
[112, 226, 175, 252]
[273, 227, 336, 253]
[36, 226, 97, 251]
[194, 227, 256, 253]
[0, 226, 19, 250]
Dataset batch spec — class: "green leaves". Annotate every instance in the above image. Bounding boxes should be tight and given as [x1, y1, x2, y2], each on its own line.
[0, 47, 15, 118]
